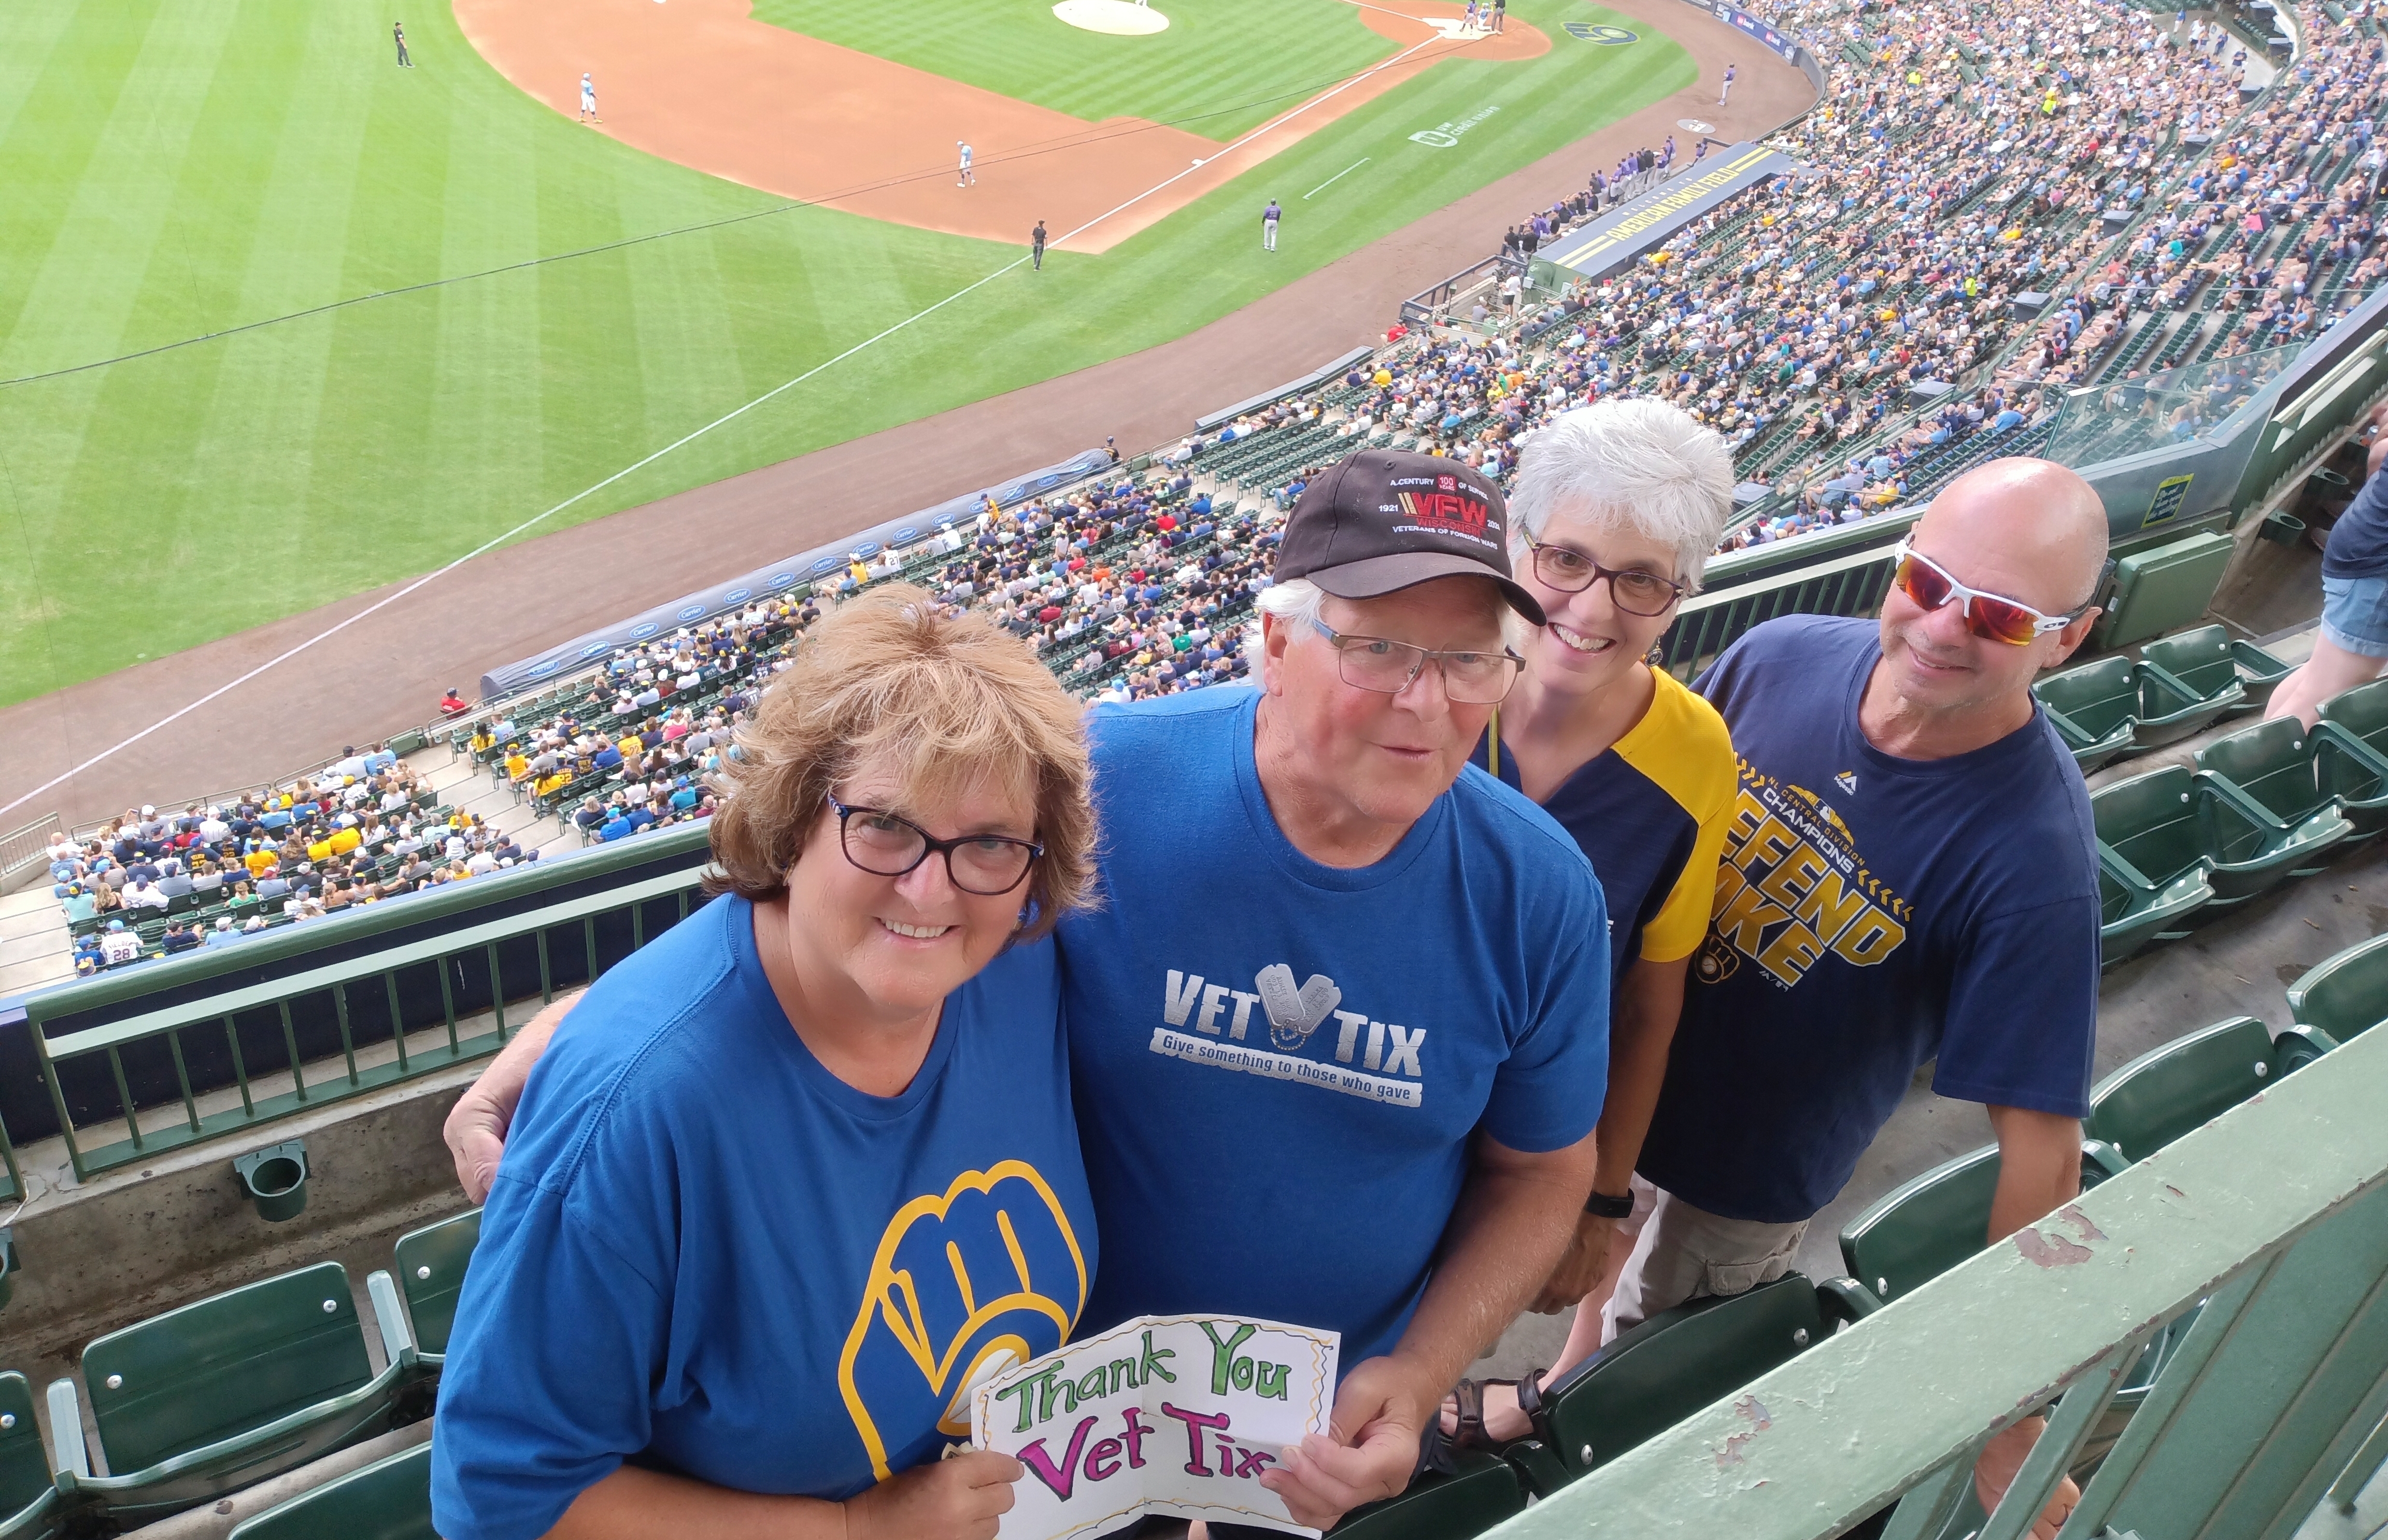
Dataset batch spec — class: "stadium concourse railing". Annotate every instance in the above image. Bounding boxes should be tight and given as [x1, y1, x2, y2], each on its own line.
[0, 814, 65, 896]
[2, 823, 713, 1182]
[1490, 1019, 2388, 1540]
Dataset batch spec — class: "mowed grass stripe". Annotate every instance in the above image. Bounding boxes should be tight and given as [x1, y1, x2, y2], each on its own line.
[750, 0, 1397, 141]
[0, 0, 1691, 704]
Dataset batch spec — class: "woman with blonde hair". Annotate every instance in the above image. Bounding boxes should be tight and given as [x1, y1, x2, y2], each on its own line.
[1446, 398, 1741, 1446]
[436, 587, 1101, 1540]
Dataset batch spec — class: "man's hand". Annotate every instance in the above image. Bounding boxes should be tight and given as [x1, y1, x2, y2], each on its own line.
[1258, 1354, 1431, 1530]
[1530, 1213, 1616, 1314]
[843, 1450, 1020, 1540]
[1972, 1417, 2078, 1540]
[443, 988, 581, 1202]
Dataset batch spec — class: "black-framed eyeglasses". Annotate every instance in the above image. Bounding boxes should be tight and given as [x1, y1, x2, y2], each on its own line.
[1519, 531, 1688, 617]
[826, 800, 1043, 896]
[1306, 618, 1524, 705]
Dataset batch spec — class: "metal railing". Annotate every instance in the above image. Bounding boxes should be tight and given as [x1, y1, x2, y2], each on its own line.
[0, 814, 64, 896]
[20, 860, 711, 1180]
[1494, 1018, 2388, 1539]
[1658, 535, 1908, 677]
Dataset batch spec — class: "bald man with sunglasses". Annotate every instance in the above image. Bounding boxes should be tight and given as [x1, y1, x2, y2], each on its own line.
[1613, 458, 2107, 1538]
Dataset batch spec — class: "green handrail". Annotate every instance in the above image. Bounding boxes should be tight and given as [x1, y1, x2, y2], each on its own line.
[23, 840, 713, 1180]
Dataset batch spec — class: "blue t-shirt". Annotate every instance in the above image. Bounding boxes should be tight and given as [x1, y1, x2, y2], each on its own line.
[1638, 617, 2099, 1223]
[2322, 464, 2388, 580]
[432, 896, 1097, 1540]
[1059, 688, 1610, 1369]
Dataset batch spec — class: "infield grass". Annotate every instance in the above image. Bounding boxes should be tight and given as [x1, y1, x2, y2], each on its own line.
[0, 0, 1690, 708]
[751, 0, 1398, 141]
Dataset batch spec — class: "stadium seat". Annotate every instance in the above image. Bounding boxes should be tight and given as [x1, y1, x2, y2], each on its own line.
[391, 1208, 480, 1362]
[226, 1439, 433, 1540]
[2285, 932, 2388, 1044]
[1837, 1140, 2129, 1313]
[2097, 847, 2211, 969]
[0, 1372, 64, 1540]
[1332, 1450, 1525, 1540]
[2092, 764, 2347, 911]
[2139, 623, 2287, 716]
[49, 1261, 413, 1529]
[1521, 1274, 1850, 1492]
[2033, 656, 2140, 770]
[2195, 717, 2382, 854]
[2128, 655, 2240, 746]
[2085, 1016, 2339, 1161]
[2316, 676, 2388, 759]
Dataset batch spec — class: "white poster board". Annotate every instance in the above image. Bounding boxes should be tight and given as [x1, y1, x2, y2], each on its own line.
[971, 1313, 1340, 1539]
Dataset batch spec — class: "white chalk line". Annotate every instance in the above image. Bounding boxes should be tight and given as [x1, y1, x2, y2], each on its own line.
[2, 27, 1454, 822]
[1304, 156, 1372, 198]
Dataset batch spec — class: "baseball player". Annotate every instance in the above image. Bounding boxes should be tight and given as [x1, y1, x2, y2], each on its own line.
[394, 21, 411, 66]
[579, 72, 599, 123]
[1031, 220, 1048, 269]
[958, 140, 975, 187]
[1262, 198, 1281, 251]
[1719, 62, 1736, 106]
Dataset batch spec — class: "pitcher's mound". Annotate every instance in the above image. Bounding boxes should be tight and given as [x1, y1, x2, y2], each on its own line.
[1053, 0, 1169, 34]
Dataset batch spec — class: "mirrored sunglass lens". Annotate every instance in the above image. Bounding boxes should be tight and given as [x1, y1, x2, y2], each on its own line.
[1897, 553, 1952, 610]
[1968, 596, 2043, 645]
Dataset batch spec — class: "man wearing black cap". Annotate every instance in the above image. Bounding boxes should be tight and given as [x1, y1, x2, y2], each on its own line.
[442, 451, 1608, 1533]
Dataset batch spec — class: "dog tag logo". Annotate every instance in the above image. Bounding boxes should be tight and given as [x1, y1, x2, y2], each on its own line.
[1255, 964, 1342, 1050]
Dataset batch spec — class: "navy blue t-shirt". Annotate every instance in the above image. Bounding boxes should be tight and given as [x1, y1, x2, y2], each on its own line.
[432, 896, 1096, 1540]
[1060, 688, 1610, 1369]
[2322, 464, 2388, 580]
[1638, 617, 2099, 1223]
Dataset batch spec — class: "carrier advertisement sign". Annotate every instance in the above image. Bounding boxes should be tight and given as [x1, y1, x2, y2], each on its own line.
[972, 1314, 1339, 1539]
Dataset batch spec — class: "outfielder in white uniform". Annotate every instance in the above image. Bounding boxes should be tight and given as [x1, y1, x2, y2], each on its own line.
[579, 72, 599, 122]
[958, 140, 975, 187]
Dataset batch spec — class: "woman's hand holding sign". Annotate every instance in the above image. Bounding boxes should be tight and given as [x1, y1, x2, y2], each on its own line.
[845, 1450, 1024, 1540]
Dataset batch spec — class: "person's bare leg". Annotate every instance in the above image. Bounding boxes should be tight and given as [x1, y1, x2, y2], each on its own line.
[1441, 1218, 1634, 1443]
[2266, 633, 2388, 726]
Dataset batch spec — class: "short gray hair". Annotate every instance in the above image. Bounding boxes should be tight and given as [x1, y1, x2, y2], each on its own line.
[1507, 401, 1736, 593]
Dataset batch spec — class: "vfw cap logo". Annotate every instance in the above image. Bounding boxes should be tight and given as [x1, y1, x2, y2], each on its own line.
[1389, 474, 1492, 538]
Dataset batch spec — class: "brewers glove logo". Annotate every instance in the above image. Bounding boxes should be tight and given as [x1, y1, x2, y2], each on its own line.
[837, 1162, 1090, 1479]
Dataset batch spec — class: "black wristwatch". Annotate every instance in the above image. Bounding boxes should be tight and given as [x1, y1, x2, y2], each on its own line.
[1583, 1189, 1634, 1220]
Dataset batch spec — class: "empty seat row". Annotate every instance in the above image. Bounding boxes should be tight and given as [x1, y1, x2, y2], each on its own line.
[0, 1209, 476, 1537]
[2093, 677, 2388, 966]
[2037, 624, 2295, 772]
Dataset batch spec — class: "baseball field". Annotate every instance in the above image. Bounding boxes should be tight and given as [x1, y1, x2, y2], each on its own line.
[0, 0, 1691, 709]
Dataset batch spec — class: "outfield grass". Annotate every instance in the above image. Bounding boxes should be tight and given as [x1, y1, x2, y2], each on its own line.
[0, 0, 1690, 708]
[751, 0, 1398, 141]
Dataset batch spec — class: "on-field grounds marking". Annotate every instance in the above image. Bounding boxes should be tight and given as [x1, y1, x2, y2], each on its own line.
[0, 29, 1450, 821]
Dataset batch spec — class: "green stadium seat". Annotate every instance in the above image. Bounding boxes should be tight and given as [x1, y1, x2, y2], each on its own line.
[48, 1262, 412, 1529]
[2139, 624, 2279, 717]
[1520, 1274, 1846, 1492]
[226, 1439, 433, 1540]
[2316, 676, 2388, 759]
[2285, 932, 2388, 1043]
[391, 1208, 480, 1362]
[2085, 1016, 2337, 1161]
[2092, 764, 2348, 912]
[1332, 1450, 1525, 1539]
[2034, 656, 2140, 771]
[2097, 847, 2211, 969]
[2195, 717, 2378, 855]
[0, 1372, 64, 1540]
[1837, 1140, 2128, 1313]
[2129, 656, 2239, 746]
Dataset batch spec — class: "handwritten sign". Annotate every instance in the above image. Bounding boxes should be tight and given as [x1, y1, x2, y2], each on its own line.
[971, 1314, 1339, 1539]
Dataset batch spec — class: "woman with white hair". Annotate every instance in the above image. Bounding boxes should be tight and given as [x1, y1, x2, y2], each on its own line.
[1445, 397, 1740, 1447]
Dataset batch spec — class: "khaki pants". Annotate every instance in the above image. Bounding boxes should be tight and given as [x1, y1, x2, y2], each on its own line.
[1599, 1176, 1809, 1343]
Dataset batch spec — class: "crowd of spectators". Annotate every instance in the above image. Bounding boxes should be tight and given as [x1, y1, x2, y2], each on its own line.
[39, 745, 543, 974]
[1434, 0, 2385, 548]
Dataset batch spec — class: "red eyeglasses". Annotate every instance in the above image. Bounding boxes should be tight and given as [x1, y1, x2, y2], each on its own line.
[1889, 540, 2088, 647]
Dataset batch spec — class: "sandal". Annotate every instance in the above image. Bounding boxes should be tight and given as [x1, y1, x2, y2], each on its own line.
[1444, 1368, 1547, 1450]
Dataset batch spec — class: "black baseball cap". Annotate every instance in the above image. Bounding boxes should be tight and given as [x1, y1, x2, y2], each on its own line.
[1275, 450, 1545, 625]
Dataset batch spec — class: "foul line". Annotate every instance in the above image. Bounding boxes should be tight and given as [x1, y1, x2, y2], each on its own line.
[1304, 158, 1372, 199]
[0, 26, 1456, 821]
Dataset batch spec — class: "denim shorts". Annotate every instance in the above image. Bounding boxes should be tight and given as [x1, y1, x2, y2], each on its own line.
[2322, 575, 2388, 659]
